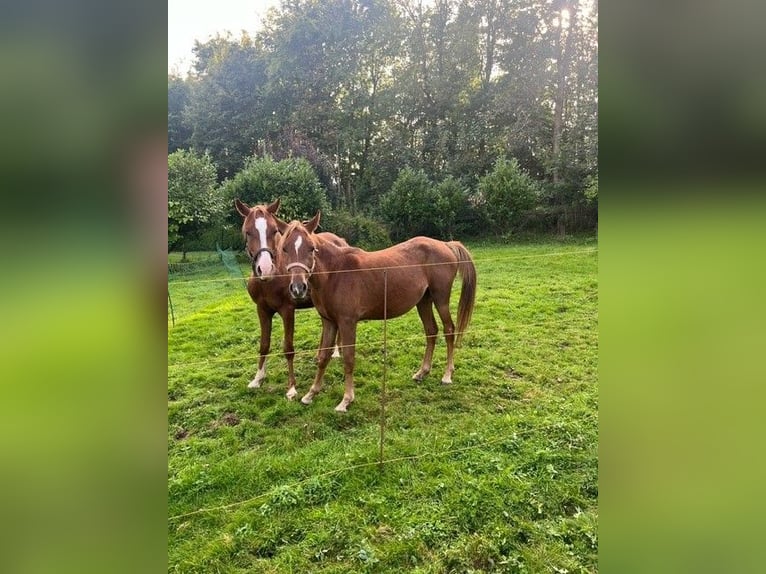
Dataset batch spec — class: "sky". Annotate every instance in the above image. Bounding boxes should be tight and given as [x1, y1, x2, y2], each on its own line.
[168, 0, 280, 75]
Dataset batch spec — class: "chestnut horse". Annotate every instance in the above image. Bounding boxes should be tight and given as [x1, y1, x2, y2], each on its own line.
[277, 213, 477, 412]
[234, 198, 346, 400]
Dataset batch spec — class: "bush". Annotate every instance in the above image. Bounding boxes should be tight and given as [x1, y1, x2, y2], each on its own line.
[221, 156, 329, 222]
[379, 168, 436, 241]
[433, 176, 473, 239]
[321, 210, 391, 251]
[168, 149, 224, 255]
[477, 157, 540, 235]
[380, 169, 480, 241]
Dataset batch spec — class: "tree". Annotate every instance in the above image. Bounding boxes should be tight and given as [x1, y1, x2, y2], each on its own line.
[168, 75, 192, 153]
[185, 34, 270, 180]
[169, 0, 598, 235]
[261, 0, 403, 211]
[583, 173, 597, 204]
[168, 150, 223, 259]
[221, 156, 330, 223]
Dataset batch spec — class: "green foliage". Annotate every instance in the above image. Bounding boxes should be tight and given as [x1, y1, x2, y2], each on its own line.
[379, 168, 438, 241]
[168, 149, 224, 251]
[186, 35, 270, 180]
[584, 173, 598, 204]
[477, 157, 540, 235]
[321, 210, 391, 251]
[168, 240, 598, 573]
[168, 75, 192, 153]
[221, 156, 330, 222]
[172, 0, 598, 234]
[380, 171, 478, 241]
[433, 176, 473, 239]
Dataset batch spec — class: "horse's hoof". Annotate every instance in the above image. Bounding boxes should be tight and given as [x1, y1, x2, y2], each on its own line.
[286, 388, 297, 400]
[441, 378, 452, 385]
[248, 379, 262, 389]
[301, 395, 313, 405]
[335, 403, 348, 413]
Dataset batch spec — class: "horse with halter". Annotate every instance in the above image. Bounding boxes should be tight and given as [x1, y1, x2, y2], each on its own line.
[277, 212, 477, 412]
[234, 198, 346, 400]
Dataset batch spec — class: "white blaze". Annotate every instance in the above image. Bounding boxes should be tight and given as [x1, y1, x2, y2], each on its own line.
[254, 217, 273, 275]
[294, 235, 303, 255]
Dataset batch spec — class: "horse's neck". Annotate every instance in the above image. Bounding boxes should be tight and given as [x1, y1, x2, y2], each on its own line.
[313, 234, 350, 273]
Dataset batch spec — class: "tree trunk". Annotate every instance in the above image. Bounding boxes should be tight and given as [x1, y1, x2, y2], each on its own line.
[482, 0, 497, 91]
[552, 2, 576, 185]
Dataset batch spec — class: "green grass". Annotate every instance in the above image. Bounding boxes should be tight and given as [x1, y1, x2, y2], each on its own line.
[168, 238, 598, 573]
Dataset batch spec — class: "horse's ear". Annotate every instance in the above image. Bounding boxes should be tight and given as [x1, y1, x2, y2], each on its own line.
[267, 198, 281, 214]
[234, 199, 250, 218]
[304, 211, 321, 234]
[275, 216, 289, 235]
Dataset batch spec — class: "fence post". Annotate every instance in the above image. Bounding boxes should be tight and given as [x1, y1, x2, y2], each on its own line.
[379, 269, 388, 471]
[168, 289, 176, 327]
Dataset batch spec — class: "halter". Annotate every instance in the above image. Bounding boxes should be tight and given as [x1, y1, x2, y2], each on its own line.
[250, 247, 274, 263]
[283, 225, 317, 275]
[285, 260, 314, 274]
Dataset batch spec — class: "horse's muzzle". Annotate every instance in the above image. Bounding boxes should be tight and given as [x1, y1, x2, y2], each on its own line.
[251, 248, 275, 279]
[254, 267, 273, 281]
[289, 281, 309, 301]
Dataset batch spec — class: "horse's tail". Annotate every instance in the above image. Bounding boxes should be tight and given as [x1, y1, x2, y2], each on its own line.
[447, 241, 477, 346]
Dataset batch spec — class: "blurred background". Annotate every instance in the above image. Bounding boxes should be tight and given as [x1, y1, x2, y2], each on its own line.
[0, 1, 166, 573]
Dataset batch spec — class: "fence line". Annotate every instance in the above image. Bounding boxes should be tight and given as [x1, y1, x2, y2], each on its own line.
[168, 420, 580, 523]
[167, 248, 598, 285]
[379, 270, 388, 469]
[167, 318, 595, 371]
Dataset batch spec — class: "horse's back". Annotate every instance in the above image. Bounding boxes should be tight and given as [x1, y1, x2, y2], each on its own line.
[317, 231, 349, 248]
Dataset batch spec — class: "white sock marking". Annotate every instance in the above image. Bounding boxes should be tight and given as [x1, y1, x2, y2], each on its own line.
[249, 362, 267, 388]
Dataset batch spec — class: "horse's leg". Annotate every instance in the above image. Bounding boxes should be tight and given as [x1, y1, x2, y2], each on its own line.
[433, 297, 456, 384]
[249, 304, 274, 388]
[279, 307, 298, 400]
[314, 334, 340, 360]
[335, 319, 357, 412]
[301, 318, 338, 405]
[412, 295, 438, 382]
[332, 333, 341, 358]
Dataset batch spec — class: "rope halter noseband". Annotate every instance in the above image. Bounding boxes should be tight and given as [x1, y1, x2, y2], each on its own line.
[250, 247, 275, 263]
[285, 260, 315, 274]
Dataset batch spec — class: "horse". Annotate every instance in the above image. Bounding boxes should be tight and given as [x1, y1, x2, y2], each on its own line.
[234, 198, 346, 400]
[276, 212, 477, 412]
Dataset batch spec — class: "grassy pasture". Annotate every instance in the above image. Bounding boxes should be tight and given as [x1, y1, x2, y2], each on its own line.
[168, 238, 598, 573]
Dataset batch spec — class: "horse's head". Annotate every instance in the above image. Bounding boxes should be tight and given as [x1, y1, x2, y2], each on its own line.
[234, 197, 282, 280]
[277, 212, 321, 301]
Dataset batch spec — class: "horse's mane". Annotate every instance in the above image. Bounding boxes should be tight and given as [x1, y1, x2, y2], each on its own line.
[279, 219, 355, 253]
